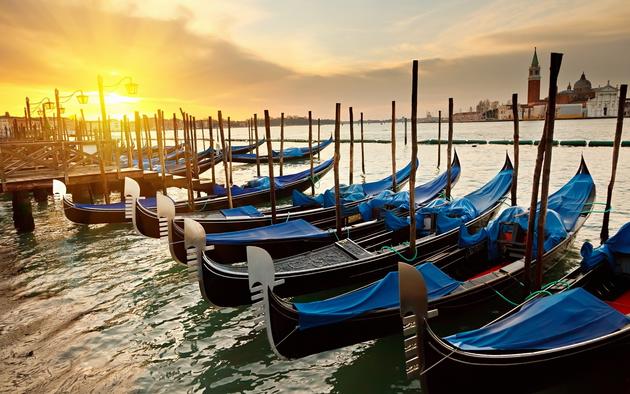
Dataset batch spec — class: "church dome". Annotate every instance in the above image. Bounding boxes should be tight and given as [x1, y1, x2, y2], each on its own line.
[574, 72, 592, 94]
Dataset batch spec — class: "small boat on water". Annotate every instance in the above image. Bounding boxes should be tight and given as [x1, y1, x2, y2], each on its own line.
[138, 156, 430, 239]
[56, 157, 334, 225]
[165, 157, 455, 265]
[398, 221, 630, 394]
[230, 137, 333, 163]
[183, 154, 512, 308]
[247, 158, 594, 359]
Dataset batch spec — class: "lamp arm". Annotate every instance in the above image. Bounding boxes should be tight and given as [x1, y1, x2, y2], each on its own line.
[104, 76, 132, 89]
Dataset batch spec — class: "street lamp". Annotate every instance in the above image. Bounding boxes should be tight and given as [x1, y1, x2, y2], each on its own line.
[97, 75, 138, 142]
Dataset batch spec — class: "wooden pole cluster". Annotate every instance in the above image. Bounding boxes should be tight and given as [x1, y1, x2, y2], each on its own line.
[349, 107, 354, 185]
[279, 112, 285, 176]
[218, 111, 233, 208]
[391, 101, 397, 190]
[534, 52, 563, 289]
[334, 103, 342, 238]
[134, 112, 144, 171]
[360, 112, 365, 175]
[178, 112, 195, 210]
[156, 110, 167, 194]
[511, 93, 520, 206]
[446, 99, 454, 199]
[264, 110, 277, 223]
[600, 83, 627, 243]
[409, 60, 419, 256]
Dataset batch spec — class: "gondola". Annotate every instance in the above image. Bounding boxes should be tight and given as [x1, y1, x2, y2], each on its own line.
[230, 137, 333, 163]
[58, 157, 333, 225]
[398, 222, 630, 394]
[247, 158, 594, 359]
[138, 155, 429, 239]
[184, 153, 513, 308]
[165, 157, 457, 264]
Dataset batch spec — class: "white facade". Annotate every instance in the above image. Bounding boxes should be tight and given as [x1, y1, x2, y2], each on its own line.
[556, 104, 585, 119]
[587, 84, 619, 117]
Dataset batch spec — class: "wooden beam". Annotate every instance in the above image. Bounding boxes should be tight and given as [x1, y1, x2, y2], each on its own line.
[264, 110, 277, 223]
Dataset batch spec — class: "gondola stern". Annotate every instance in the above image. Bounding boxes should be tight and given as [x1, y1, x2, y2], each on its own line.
[156, 192, 176, 240]
[503, 150, 514, 171]
[124, 177, 141, 234]
[52, 179, 67, 202]
[246, 246, 286, 359]
[398, 262, 431, 389]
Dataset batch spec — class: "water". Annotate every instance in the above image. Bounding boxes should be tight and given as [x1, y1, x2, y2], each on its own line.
[1, 118, 628, 393]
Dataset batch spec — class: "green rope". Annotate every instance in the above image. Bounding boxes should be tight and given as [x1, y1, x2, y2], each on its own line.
[309, 174, 321, 189]
[494, 278, 573, 306]
[493, 289, 519, 306]
[581, 208, 613, 214]
[380, 242, 418, 262]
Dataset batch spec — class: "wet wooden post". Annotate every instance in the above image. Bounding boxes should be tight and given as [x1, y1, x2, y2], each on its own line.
[409, 60, 419, 255]
[123, 115, 133, 168]
[601, 84, 627, 243]
[248, 118, 252, 146]
[360, 112, 365, 175]
[156, 110, 167, 194]
[227, 117, 233, 186]
[25, 97, 33, 136]
[192, 116, 201, 182]
[264, 110, 277, 223]
[253, 113, 261, 177]
[437, 110, 442, 168]
[95, 125, 111, 204]
[349, 107, 354, 185]
[334, 103, 342, 239]
[309, 111, 315, 195]
[208, 116, 216, 185]
[511, 93, 520, 206]
[114, 140, 121, 180]
[534, 52, 563, 290]
[12, 191, 34, 233]
[134, 112, 144, 171]
[404, 117, 408, 145]
[279, 112, 285, 176]
[173, 113, 180, 164]
[391, 101, 397, 190]
[446, 100, 454, 199]
[218, 111, 233, 208]
[200, 117, 206, 151]
[317, 118, 321, 160]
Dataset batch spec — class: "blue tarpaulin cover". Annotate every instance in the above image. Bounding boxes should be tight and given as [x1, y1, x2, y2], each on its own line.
[204, 219, 329, 245]
[292, 159, 416, 208]
[459, 167, 594, 261]
[383, 168, 512, 233]
[581, 222, 630, 272]
[445, 288, 630, 351]
[212, 158, 333, 196]
[358, 163, 461, 220]
[294, 263, 461, 330]
[74, 197, 156, 210]
[231, 138, 332, 161]
[220, 205, 264, 218]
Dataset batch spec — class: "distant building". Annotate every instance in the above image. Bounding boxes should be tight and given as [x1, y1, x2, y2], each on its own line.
[527, 48, 541, 105]
[587, 81, 619, 117]
[452, 111, 482, 122]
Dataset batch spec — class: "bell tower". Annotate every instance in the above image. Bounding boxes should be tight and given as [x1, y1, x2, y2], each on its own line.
[527, 47, 541, 104]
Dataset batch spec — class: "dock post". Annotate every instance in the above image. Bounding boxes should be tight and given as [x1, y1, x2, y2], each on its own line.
[446, 100, 453, 199]
[124, 115, 133, 168]
[208, 116, 216, 185]
[317, 118, 321, 160]
[227, 117, 233, 186]
[404, 117, 408, 146]
[308, 111, 314, 195]
[254, 114, 261, 177]
[360, 112, 365, 175]
[264, 110, 277, 223]
[279, 112, 285, 176]
[218, 111, 233, 209]
[601, 84, 627, 243]
[156, 110, 167, 194]
[409, 60, 419, 256]
[334, 103, 342, 239]
[535, 52, 563, 289]
[12, 191, 34, 232]
[174, 113, 180, 164]
[33, 188, 49, 204]
[391, 101, 397, 190]
[511, 94, 520, 206]
[349, 107, 354, 185]
[134, 112, 144, 171]
[437, 110, 442, 168]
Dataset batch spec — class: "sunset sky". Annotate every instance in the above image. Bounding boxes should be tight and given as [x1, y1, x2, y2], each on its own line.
[1, 0, 629, 120]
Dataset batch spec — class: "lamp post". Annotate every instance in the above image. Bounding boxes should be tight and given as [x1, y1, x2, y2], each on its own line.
[97, 75, 138, 143]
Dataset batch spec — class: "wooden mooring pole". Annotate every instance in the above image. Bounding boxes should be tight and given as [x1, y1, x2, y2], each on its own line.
[391, 101, 397, 190]
[600, 83, 627, 243]
[349, 107, 354, 185]
[279, 112, 285, 176]
[404, 117, 408, 146]
[360, 112, 365, 175]
[218, 111, 233, 208]
[511, 93, 520, 206]
[409, 60, 419, 256]
[254, 113, 261, 177]
[134, 112, 144, 171]
[446, 99, 453, 199]
[334, 103, 342, 239]
[264, 110, 277, 223]
[179, 113, 195, 210]
[308, 111, 314, 195]
[535, 52, 563, 290]
[228, 117, 233, 186]
[437, 110, 442, 168]
[208, 116, 216, 185]
[317, 118, 321, 160]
